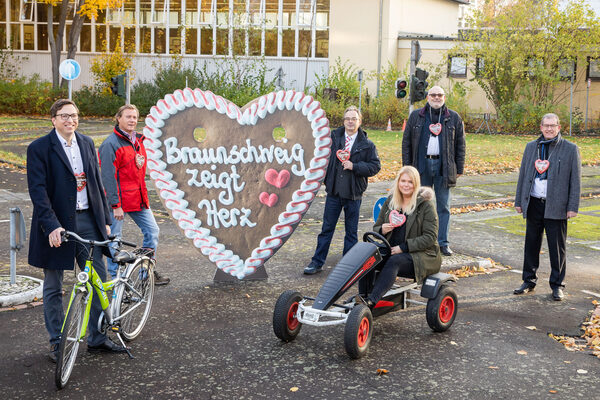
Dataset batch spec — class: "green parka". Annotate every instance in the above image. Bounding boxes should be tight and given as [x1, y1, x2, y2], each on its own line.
[373, 187, 442, 284]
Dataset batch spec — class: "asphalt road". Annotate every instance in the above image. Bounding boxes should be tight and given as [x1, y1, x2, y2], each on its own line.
[0, 164, 599, 399]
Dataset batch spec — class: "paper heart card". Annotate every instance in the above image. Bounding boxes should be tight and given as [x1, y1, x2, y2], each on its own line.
[143, 89, 331, 279]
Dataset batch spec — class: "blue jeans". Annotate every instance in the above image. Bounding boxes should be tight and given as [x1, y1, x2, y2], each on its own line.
[311, 195, 361, 266]
[43, 210, 107, 346]
[421, 158, 451, 246]
[107, 207, 159, 278]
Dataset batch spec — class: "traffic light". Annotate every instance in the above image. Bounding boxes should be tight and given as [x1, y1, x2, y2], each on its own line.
[395, 78, 408, 99]
[110, 74, 126, 98]
[410, 68, 429, 103]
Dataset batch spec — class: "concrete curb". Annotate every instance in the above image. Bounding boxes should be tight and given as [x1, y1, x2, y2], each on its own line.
[0, 275, 43, 307]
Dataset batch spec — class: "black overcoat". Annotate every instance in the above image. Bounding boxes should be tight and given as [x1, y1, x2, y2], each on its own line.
[27, 129, 112, 270]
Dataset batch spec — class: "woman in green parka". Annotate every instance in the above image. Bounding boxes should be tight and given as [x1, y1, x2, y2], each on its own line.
[358, 166, 442, 307]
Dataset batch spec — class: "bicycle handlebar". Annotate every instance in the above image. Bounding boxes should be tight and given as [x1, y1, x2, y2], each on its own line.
[61, 230, 137, 248]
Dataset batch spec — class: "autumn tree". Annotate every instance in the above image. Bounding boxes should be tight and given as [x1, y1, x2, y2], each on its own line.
[38, 0, 123, 89]
[454, 0, 600, 119]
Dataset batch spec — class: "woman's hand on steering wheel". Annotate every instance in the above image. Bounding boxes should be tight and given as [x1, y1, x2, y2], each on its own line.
[390, 245, 402, 255]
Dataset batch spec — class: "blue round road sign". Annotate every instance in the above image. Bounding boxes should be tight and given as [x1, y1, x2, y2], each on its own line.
[372, 196, 387, 221]
[59, 59, 81, 81]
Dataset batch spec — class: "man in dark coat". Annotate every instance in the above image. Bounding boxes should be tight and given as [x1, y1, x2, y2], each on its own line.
[402, 85, 466, 256]
[27, 99, 126, 362]
[304, 106, 381, 274]
[513, 113, 581, 301]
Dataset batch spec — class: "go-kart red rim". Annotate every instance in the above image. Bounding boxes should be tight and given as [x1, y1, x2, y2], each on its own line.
[438, 296, 455, 323]
[287, 302, 299, 330]
[357, 317, 370, 347]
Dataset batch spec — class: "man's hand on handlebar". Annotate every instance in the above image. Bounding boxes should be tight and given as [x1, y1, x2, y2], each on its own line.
[49, 227, 65, 248]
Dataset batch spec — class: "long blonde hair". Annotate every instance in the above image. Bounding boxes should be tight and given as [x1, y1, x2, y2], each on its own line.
[390, 166, 421, 215]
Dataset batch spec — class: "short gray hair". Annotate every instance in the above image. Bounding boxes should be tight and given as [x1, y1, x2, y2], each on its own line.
[541, 113, 560, 125]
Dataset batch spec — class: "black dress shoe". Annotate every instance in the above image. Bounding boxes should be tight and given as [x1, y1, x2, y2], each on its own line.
[440, 246, 453, 256]
[552, 288, 564, 301]
[48, 343, 59, 363]
[87, 339, 127, 354]
[303, 263, 323, 275]
[514, 282, 535, 295]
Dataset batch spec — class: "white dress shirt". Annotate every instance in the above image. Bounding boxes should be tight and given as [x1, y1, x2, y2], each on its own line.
[55, 131, 89, 210]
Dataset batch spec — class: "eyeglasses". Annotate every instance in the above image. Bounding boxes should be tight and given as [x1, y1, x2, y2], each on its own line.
[344, 117, 359, 122]
[428, 93, 444, 98]
[56, 113, 79, 121]
[541, 124, 558, 129]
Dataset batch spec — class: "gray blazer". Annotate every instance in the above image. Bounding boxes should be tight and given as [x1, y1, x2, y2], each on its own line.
[514, 133, 581, 220]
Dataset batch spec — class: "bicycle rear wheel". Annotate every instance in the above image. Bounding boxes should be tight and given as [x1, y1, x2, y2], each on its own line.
[116, 258, 155, 341]
[55, 289, 87, 389]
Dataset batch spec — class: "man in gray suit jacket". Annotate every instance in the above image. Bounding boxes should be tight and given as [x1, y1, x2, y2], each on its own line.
[513, 113, 581, 301]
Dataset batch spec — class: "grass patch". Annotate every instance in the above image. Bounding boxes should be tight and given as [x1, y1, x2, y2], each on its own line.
[483, 204, 600, 241]
[0, 116, 49, 132]
[367, 130, 600, 182]
[0, 150, 26, 165]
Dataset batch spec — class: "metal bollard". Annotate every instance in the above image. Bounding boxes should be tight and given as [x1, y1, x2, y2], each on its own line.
[9, 207, 26, 285]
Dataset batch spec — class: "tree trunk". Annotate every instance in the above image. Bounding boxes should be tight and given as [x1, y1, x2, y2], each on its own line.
[61, 0, 86, 89]
[48, 0, 70, 89]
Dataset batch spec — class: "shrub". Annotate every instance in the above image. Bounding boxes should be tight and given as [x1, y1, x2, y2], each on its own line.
[89, 37, 134, 94]
[74, 86, 125, 117]
[0, 75, 62, 114]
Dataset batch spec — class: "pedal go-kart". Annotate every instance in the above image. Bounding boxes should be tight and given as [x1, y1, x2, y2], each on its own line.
[273, 232, 458, 359]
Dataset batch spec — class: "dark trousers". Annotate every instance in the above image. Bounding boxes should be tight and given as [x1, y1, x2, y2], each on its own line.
[359, 253, 415, 303]
[522, 197, 567, 289]
[43, 210, 108, 346]
[311, 194, 361, 266]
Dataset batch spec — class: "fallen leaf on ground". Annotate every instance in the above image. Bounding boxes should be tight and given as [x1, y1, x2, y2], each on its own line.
[577, 369, 588, 374]
[525, 326, 537, 330]
[549, 390, 558, 394]
[488, 366, 499, 369]
[376, 368, 389, 375]
[290, 387, 299, 392]
[450, 341, 458, 346]
[517, 350, 528, 355]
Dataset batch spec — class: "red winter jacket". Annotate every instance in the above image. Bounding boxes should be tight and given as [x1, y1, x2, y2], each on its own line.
[99, 126, 149, 212]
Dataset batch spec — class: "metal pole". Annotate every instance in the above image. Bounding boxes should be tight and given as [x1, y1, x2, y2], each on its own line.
[9, 208, 17, 285]
[376, 0, 383, 96]
[409, 41, 417, 115]
[68, 80, 72, 101]
[585, 78, 590, 131]
[126, 69, 131, 105]
[569, 69, 574, 136]
[358, 70, 363, 112]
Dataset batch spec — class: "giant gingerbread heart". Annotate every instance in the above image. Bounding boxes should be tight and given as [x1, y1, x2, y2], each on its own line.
[143, 89, 331, 279]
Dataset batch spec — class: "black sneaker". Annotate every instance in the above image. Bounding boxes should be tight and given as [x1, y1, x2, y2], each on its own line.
[303, 263, 323, 275]
[48, 343, 59, 363]
[154, 270, 170, 286]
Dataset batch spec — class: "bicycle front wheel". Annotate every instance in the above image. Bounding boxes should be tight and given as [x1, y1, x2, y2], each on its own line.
[55, 289, 87, 389]
[116, 258, 155, 341]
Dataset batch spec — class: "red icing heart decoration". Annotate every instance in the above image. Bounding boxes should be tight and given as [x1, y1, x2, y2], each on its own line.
[535, 159, 550, 174]
[265, 168, 290, 189]
[143, 89, 331, 279]
[259, 192, 278, 207]
[429, 123, 442, 136]
[75, 172, 87, 192]
[336, 149, 350, 162]
[389, 209, 406, 228]
[135, 153, 146, 169]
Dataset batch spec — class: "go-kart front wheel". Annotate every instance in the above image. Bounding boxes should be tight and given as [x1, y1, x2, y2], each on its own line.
[426, 285, 457, 332]
[344, 304, 373, 359]
[273, 290, 303, 342]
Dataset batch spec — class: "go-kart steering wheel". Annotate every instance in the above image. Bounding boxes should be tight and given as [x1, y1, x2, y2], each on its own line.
[362, 231, 392, 258]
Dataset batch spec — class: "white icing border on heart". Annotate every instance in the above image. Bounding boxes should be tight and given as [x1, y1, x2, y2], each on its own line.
[143, 89, 331, 279]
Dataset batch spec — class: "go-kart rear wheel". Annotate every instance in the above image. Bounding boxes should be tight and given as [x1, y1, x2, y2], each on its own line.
[344, 304, 373, 359]
[273, 290, 303, 342]
[426, 285, 457, 332]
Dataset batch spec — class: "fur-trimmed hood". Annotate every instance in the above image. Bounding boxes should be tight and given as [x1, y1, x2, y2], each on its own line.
[417, 186, 435, 203]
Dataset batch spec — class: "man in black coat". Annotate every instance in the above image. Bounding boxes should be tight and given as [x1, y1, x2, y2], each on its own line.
[27, 99, 126, 362]
[402, 86, 466, 256]
[304, 106, 381, 274]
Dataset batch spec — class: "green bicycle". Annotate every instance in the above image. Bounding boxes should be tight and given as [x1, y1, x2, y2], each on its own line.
[55, 230, 155, 389]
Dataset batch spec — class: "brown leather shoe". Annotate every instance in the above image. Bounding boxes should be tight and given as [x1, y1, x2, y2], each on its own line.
[154, 270, 170, 286]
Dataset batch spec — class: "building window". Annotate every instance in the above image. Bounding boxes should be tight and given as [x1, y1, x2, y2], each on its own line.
[448, 56, 467, 78]
[526, 58, 543, 78]
[557, 58, 576, 81]
[475, 57, 485, 77]
[587, 57, 600, 81]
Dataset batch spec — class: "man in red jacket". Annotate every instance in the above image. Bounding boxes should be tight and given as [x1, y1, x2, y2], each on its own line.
[99, 104, 169, 285]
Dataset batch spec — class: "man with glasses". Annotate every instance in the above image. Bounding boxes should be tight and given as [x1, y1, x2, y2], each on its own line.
[402, 86, 466, 256]
[27, 99, 126, 362]
[304, 106, 381, 274]
[99, 104, 169, 285]
[514, 113, 581, 301]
